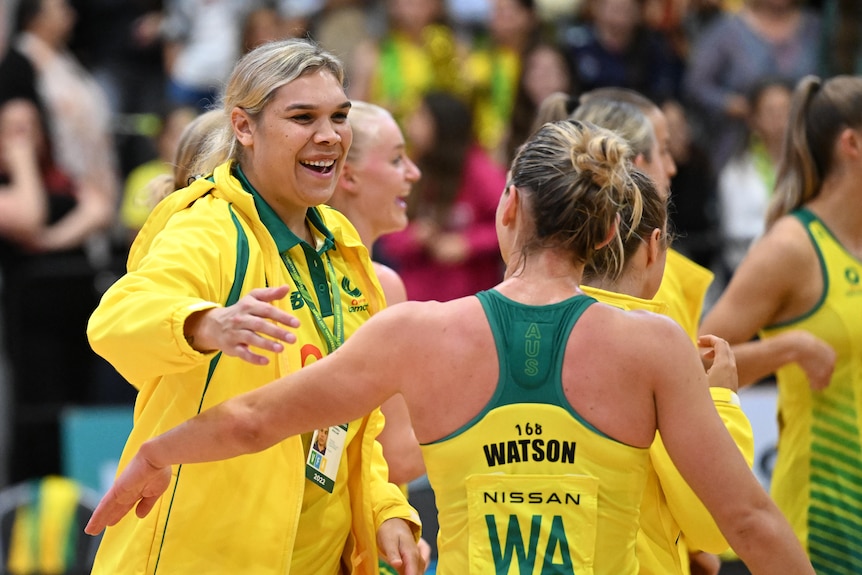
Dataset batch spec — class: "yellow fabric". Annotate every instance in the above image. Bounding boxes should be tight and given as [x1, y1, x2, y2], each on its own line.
[292, 423, 359, 574]
[760, 213, 862, 572]
[586, 267, 756, 574]
[655, 249, 715, 343]
[370, 26, 464, 128]
[422, 404, 649, 575]
[466, 45, 520, 157]
[88, 161, 418, 575]
[120, 160, 171, 231]
[580, 285, 669, 317]
[7, 477, 81, 575]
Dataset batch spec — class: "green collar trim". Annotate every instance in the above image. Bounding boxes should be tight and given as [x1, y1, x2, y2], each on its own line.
[233, 164, 335, 254]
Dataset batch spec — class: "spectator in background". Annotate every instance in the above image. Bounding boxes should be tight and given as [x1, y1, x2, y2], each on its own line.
[505, 41, 574, 163]
[119, 105, 198, 243]
[717, 77, 793, 278]
[68, 0, 168, 179]
[307, 0, 376, 80]
[559, 0, 682, 105]
[661, 98, 720, 272]
[241, 6, 288, 55]
[349, 0, 466, 129]
[0, 0, 120, 481]
[680, 0, 727, 55]
[819, 0, 862, 77]
[160, 0, 256, 111]
[0, 0, 119, 235]
[378, 91, 506, 302]
[0, 94, 106, 483]
[0, 99, 48, 242]
[466, 0, 540, 165]
[684, 0, 820, 172]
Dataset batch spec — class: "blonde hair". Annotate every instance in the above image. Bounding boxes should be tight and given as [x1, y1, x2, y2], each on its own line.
[584, 169, 670, 283]
[344, 101, 392, 165]
[148, 110, 226, 207]
[190, 38, 345, 176]
[571, 98, 655, 162]
[768, 75, 862, 228]
[510, 120, 641, 277]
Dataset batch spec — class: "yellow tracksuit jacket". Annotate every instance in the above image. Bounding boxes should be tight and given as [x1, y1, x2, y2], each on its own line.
[87, 161, 419, 574]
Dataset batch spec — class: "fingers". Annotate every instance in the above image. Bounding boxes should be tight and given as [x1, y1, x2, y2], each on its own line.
[418, 538, 432, 571]
[700, 334, 739, 391]
[84, 494, 133, 535]
[84, 507, 108, 535]
[135, 495, 159, 519]
[699, 335, 734, 366]
[205, 285, 303, 363]
[384, 541, 422, 575]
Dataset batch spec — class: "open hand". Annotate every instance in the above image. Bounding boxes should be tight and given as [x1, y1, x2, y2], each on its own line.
[84, 451, 172, 536]
[185, 285, 300, 364]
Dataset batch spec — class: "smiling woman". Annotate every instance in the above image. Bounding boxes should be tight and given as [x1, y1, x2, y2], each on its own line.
[85, 38, 423, 575]
[327, 101, 425, 485]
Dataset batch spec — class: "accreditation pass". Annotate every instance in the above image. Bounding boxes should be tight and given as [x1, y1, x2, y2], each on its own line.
[306, 424, 349, 493]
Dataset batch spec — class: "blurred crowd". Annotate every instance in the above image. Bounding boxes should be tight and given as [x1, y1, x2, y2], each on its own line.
[0, 0, 855, 488]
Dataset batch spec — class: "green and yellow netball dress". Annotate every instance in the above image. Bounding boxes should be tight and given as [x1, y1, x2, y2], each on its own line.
[761, 208, 862, 574]
[421, 290, 650, 575]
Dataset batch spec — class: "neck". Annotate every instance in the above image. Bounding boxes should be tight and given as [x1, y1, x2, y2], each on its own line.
[345, 210, 376, 252]
[238, 163, 312, 243]
[808, 170, 862, 248]
[327, 200, 376, 253]
[270, 198, 312, 243]
[764, 138, 784, 165]
[499, 248, 585, 304]
[585, 269, 649, 300]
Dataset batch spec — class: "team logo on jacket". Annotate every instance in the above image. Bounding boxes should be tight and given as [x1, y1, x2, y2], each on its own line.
[342, 277, 369, 312]
[341, 277, 363, 298]
[290, 291, 305, 310]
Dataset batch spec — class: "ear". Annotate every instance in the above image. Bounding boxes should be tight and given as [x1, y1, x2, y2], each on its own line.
[633, 153, 648, 170]
[838, 127, 862, 160]
[594, 213, 620, 250]
[499, 183, 520, 227]
[339, 163, 361, 195]
[231, 107, 255, 147]
[645, 227, 662, 267]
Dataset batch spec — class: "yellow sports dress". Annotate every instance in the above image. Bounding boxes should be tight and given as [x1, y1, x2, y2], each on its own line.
[421, 290, 650, 575]
[584, 276, 754, 574]
[760, 209, 862, 574]
[655, 248, 715, 343]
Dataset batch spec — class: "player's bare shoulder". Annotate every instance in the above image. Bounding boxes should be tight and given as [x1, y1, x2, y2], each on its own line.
[579, 300, 693, 365]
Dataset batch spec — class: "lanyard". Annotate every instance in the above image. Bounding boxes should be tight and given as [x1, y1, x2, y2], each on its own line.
[282, 249, 344, 354]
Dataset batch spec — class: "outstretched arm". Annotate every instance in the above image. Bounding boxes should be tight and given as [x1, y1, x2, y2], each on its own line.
[85, 302, 421, 535]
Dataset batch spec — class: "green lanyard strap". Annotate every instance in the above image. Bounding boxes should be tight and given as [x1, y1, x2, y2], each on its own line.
[282, 250, 344, 354]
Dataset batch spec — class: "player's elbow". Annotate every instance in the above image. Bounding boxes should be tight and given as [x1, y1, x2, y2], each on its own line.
[221, 400, 273, 454]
